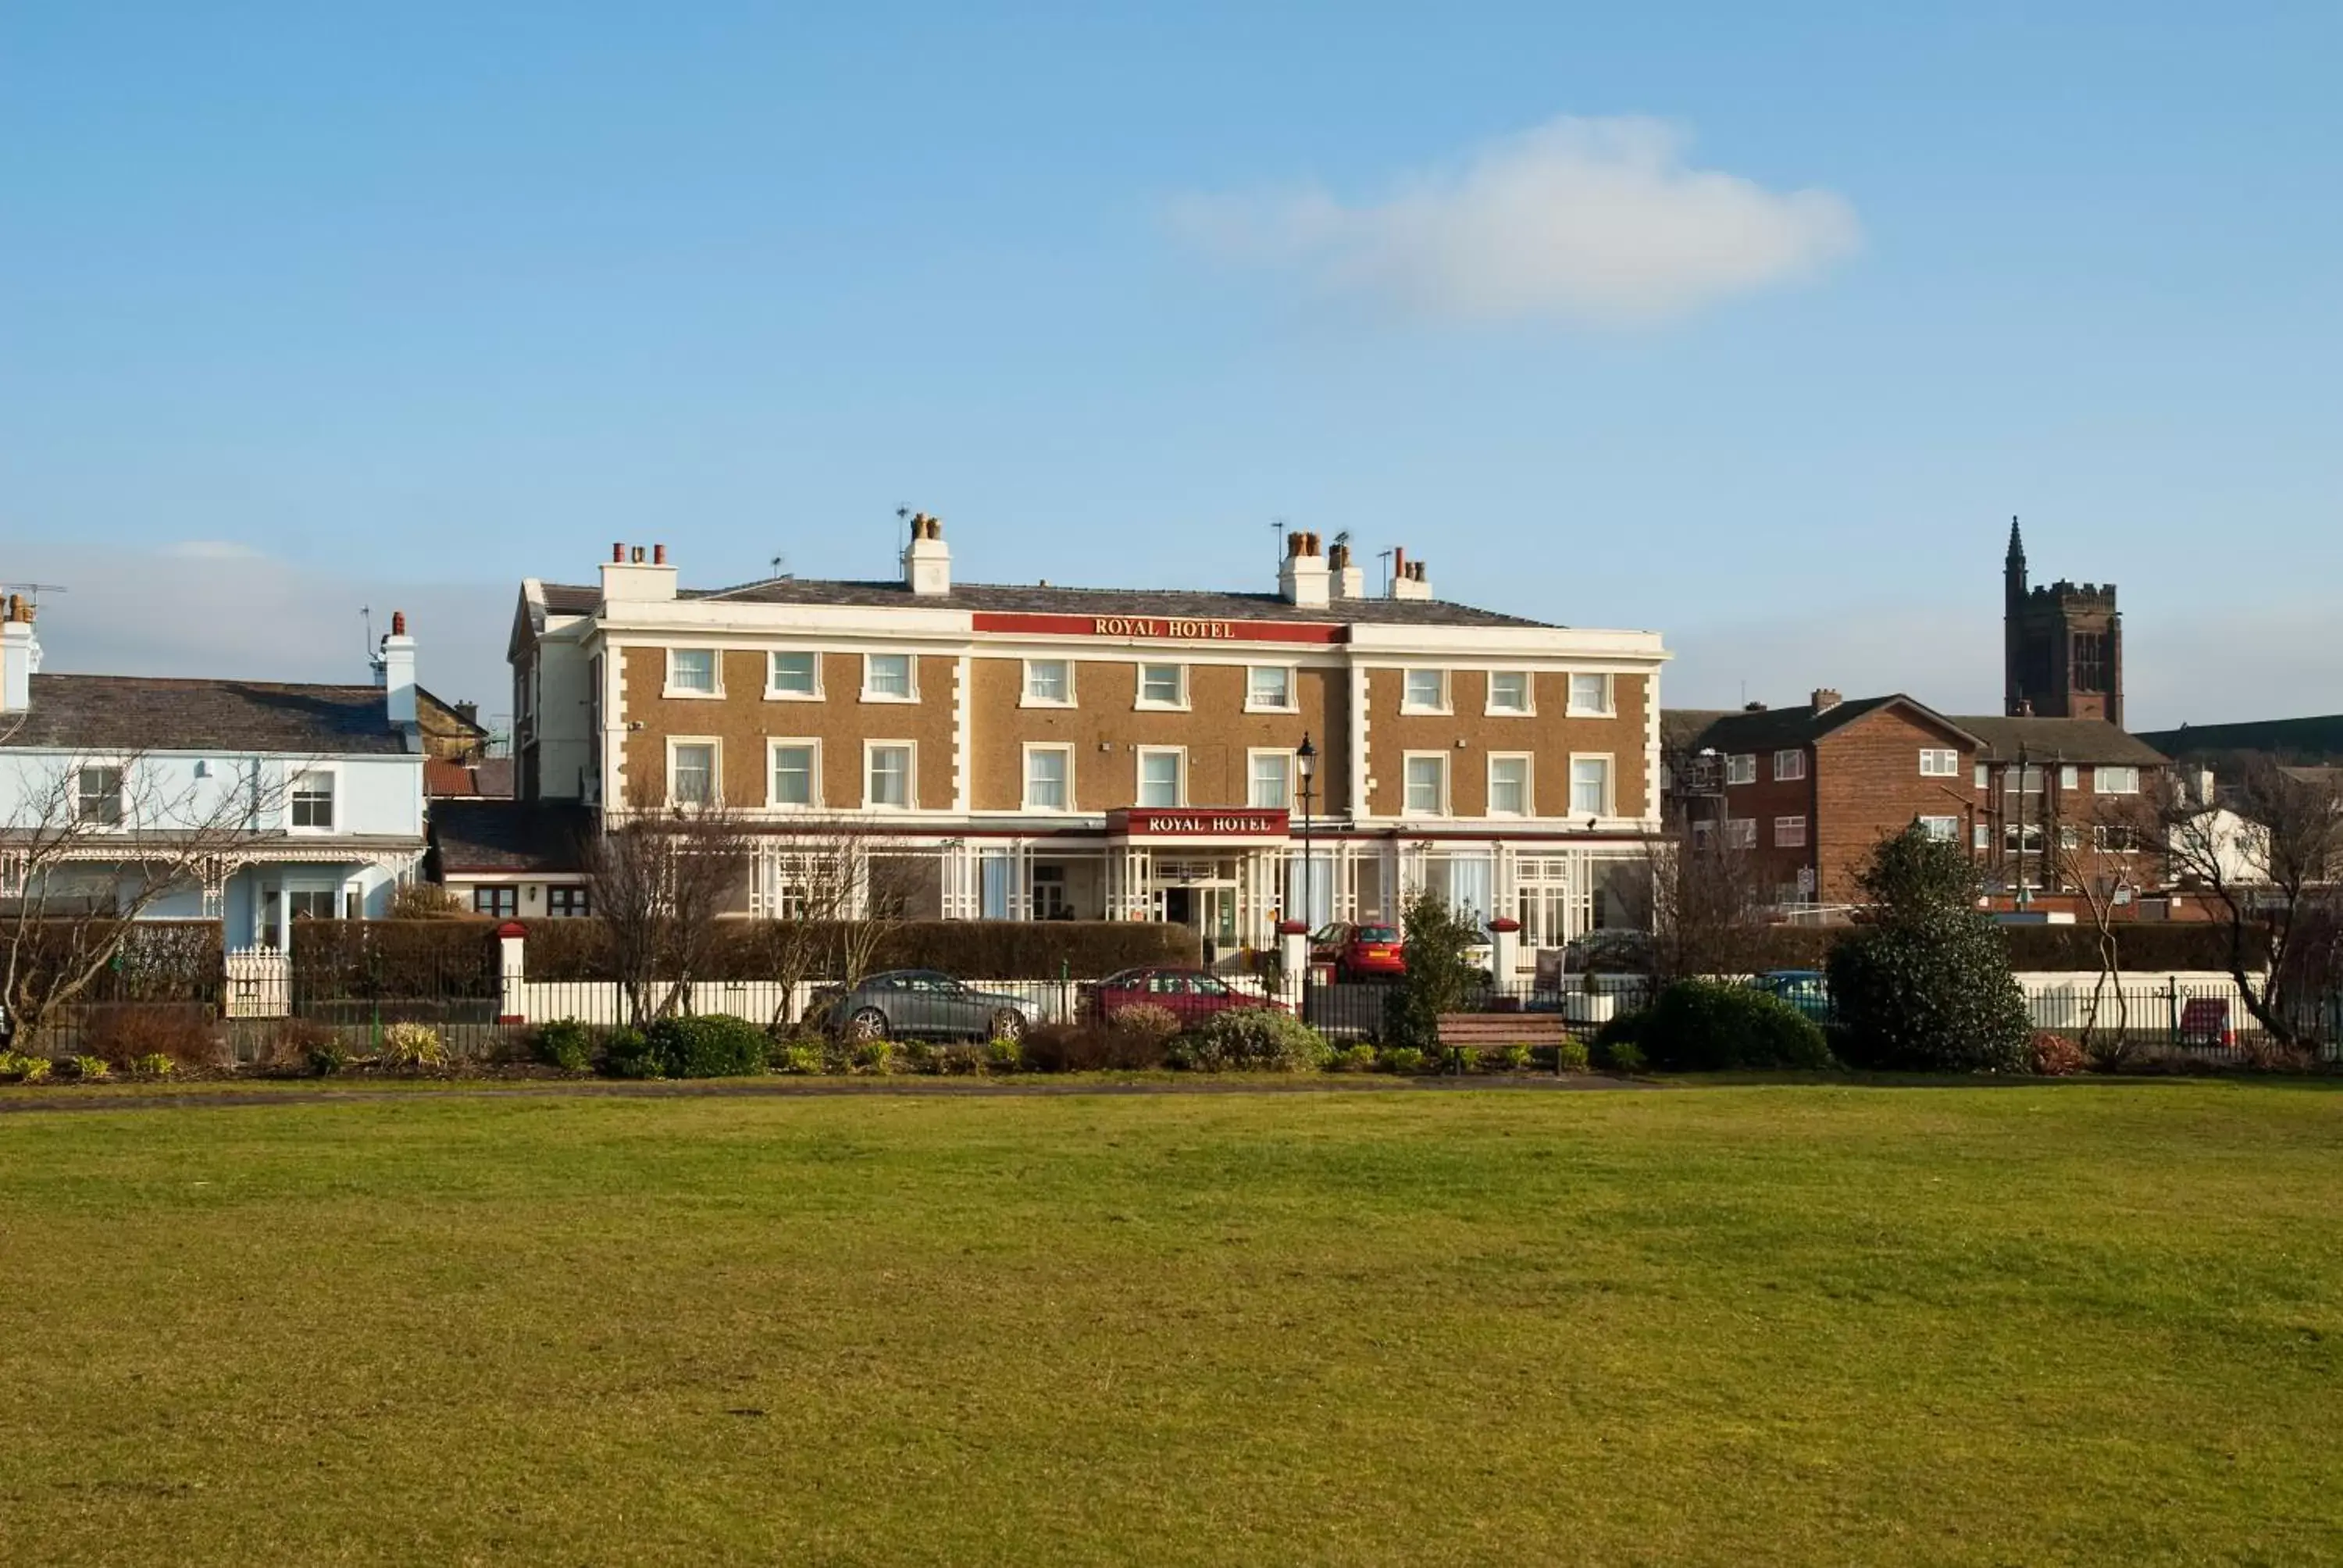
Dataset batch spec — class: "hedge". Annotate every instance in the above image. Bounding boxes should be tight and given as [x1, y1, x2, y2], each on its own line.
[288, 920, 501, 999]
[3, 921, 224, 1004]
[1739, 921, 2267, 975]
[522, 920, 1200, 982]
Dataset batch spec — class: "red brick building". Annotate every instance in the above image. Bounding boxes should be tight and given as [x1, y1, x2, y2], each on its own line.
[1664, 693, 2171, 911]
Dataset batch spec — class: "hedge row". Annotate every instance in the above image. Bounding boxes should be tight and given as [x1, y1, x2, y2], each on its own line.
[288, 920, 501, 999]
[1740, 921, 2266, 975]
[4, 921, 226, 1003]
[521, 919, 1201, 983]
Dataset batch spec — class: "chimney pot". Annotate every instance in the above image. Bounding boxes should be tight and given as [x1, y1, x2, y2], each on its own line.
[631, 546, 646, 564]
[612, 542, 626, 563]
[653, 543, 666, 565]
[1811, 687, 1842, 714]
[391, 610, 407, 637]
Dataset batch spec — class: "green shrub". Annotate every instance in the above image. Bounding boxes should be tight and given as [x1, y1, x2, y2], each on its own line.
[851, 1039, 898, 1074]
[635, 1014, 769, 1079]
[379, 1021, 449, 1072]
[983, 1037, 1025, 1073]
[1488, 1043, 1534, 1073]
[130, 1053, 176, 1079]
[1828, 826, 2031, 1074]
[775, 1042, 827, 1075]
[1552, 1038, 1590, 1074]
[1378, 1046, 1427, 1074]
[600, 1028, 654, 1078]
[1594, 1008, 1646, 1053]
[533, 1020, 594, 1072]
[1108, 1003, 1182, 1043]
[305, 1040, 350, 1078]
[1598, 1039, 1646, 1074]
[1638, 980, 1835, 1072]
[526, 919, 1200, 984]
[0, 1050, 52, 1083]
[930, 1042, 984, 1076]
[1022, 1021, 1173, 1072]
[1382, 892, 1483, 1051]
[1330, 1043, 1379, 1074]
[1168, 1008, 1329, 1072]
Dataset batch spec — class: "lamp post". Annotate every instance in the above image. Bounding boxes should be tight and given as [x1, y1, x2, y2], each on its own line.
[1296, 732, 1319, 928]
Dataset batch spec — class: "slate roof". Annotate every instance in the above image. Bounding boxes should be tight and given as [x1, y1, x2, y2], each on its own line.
[2134, 714, 2343, 766]
[1, 675, 409, 755]
[1949, 716, 2170, 767]
[429, 800, 591, 875]
[1661, 696, 1962, 756]
[541, 576, 1560, 629]
[540, 583, 601, 616]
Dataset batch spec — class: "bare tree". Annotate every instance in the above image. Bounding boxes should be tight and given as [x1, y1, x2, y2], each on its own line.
[1642, 804, 1771, 986]
[2127, 759, 2343, 1047]
[2044, 802, 2146, 1060]
[1, 749, 297, 1042]
[748, 817, 922, 1031]
[584, 783, 753, 1025]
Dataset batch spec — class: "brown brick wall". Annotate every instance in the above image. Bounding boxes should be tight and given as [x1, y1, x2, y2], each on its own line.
[619, 647, 956, 809]
[1812, 709, 1977, 901]
[968, 657, 1346, 811]
[1714, 743, 1818, 893]
[1365, 668, 1651, 818]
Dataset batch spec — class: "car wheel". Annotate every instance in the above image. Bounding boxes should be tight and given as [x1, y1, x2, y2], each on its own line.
[989, 1008, 1025, 1042]
[846, 1007, 889, 1042]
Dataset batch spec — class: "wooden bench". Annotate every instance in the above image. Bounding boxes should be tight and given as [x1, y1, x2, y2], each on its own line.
[1435, 1011, 1574, 1073]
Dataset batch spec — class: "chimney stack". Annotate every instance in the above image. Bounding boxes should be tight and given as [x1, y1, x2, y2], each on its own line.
[1277, 529, 1330, 608]
[0, 593, 36, 714]
[600, 541, 679, 604]
[380, 609, 417, 727]
[903, 512, 951, 597]
[1811, 688, 1842, 714]
[1327, 540, 1366, 600]
[1387, 547, 1432, 601]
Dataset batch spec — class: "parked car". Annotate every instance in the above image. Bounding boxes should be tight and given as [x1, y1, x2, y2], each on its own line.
[1561, 928, 1653, 975]
[1310, 921, 1406, 981]
[1085, 967, 1285, 1026]
[1749, 970, 1832, 1021]
[827, 970, 1038, 1042]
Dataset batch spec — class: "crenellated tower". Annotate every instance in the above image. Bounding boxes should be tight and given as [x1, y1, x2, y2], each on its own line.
[2002, 516, 2122, 725]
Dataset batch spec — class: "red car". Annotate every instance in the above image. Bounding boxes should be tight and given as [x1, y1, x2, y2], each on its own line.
[1086, 967, 1285, 1025]
[1311, 921, 1405, 980]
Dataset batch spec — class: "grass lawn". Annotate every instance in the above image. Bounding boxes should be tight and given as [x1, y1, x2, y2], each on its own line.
[2, 1082, 2338, 1566]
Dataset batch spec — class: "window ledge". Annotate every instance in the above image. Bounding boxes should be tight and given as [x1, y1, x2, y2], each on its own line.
[860, 692, 920, 704]
[1565, 706, 1615, 718]
[1018, 697, 1078, 710]
[763, 690, 824, 703]
[1243, 703, 1300, 715]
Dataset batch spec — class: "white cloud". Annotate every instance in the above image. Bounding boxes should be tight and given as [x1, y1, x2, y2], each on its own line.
[1168, 115, 1862, 326]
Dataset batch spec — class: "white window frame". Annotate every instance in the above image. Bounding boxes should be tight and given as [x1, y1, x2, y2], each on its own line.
[1568, 754, 1614, 818]
[1773, 749, 1806, 782]
[1774, 814, 1807, 848]
[767, 739, 822, 811]
[1247, 748, 1295, 810]
[765, 650, 823, 702]
[1486, 753, 1533, 818]
[1725, 818, 1758, 850]
[1919, 748, 1961, 779]
[2059, 764, 2081, 791]
[1974, 763, 1991, 789]
[1485, 670, 1534, 716]
[664, 647, 722, 699]
[1567, 672, 1615, 717]
[1022, 743, 1075, 813]
[73, 758, 130, 829]
[2094, 766, 2141, 796]
[1245, 665, 1297, 714]
[861, 652, 919, 704]
[864, 740, 917, 811]
[1135, 662, 1188, 711]
[1920, 814, 1960, 842]
[1401, 751, 1450, 818]
[287, 764, 340, 836]
[1022, 658, 1075, 708]
[667, 737, 722, 807]
[1400, 668, 1450, 715]
[1724, 754, 1757, 786]
[1974, 821, 1992, 850]
[1135, 746, 1186, 808]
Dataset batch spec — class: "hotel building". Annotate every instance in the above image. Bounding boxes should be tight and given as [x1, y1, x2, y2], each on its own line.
[501, 521, 1667, 974]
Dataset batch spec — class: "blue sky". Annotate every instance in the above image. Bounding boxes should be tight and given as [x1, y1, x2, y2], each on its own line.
[3, 2, 2338, 729]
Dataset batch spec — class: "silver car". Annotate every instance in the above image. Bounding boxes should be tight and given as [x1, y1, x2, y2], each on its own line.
[829, 970, 1036, 1042]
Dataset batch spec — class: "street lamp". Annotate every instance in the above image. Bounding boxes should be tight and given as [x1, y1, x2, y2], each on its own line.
[1296, 733, 1318, 930]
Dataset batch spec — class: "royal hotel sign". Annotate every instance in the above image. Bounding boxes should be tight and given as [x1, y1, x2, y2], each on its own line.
[1104, 807, 1293, 840]
[972, 611, 1343, 645]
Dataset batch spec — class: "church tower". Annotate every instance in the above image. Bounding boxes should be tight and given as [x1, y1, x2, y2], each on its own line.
[2001, 516, 2123, 726]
